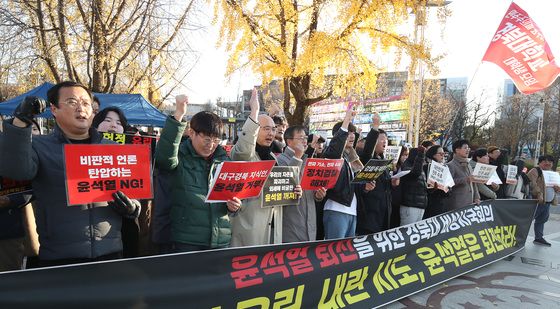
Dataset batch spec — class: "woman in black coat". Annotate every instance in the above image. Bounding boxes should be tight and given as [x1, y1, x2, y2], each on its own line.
[423, 145, 450, 219]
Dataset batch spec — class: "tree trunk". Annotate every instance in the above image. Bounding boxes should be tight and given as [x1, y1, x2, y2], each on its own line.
[286, 98, 307, 127]
[91, 0, 105, 92]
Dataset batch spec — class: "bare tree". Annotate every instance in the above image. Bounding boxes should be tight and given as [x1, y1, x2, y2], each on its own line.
[0, 0, 199, 106]
[492, 94, 540, 158]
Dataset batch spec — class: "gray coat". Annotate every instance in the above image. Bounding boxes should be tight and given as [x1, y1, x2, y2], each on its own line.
[447, 157, 480, 210]
[277, 147, 317, 243]
[0, 122, 125, 261]
[229, 117, 282, 247]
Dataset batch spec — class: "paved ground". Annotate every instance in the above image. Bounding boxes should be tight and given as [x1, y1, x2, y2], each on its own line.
[383, 207, 560, 308]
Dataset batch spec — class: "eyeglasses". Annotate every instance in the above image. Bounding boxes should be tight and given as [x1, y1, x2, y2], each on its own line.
[62, 98, 92, 110]
[260, 126, 277, 133]
[196, 132, 221, 145]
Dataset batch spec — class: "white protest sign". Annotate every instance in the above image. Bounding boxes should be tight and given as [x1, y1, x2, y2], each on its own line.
[543, 171, 560, 187]
[384, 146, 402, 163]
[391, 170, 410, 179]
[472, 163, 497, 184]
[506, 165, 518, 185]
[486, 171, 503, 185]
[427, 162, 454, 192]
[427, 162, 445, 185]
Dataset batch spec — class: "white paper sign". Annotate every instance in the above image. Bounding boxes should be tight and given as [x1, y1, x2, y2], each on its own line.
[427, 162, 454, 192]
[543, 171, 560, 187]
[506, 165, 518, 185]
[486, 171, 503, 185]
[391, 170, 410, 179]
[427, 161, 446, 184]
[384, 146, 402, 163]
[472, 163, 497, 184]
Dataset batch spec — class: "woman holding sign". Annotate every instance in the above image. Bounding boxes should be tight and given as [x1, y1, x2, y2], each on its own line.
[422, 145, 449, 219]
[93, 106, 140, 258]
[504, 160, 531, 199]
[469, 148, 499, 201]
[399, 147, 428, 225]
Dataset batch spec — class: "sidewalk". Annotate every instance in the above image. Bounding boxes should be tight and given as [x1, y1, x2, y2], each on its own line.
[385, 209, 560, 308]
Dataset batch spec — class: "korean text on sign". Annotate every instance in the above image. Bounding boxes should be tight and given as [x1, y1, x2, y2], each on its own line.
[300, 158, 344, 190]
[206, 160, 276, 202]
[64, 144, 152, 205]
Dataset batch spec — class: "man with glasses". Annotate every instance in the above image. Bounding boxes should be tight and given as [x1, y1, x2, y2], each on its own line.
[230, 89, 302, 246]
[156, 95, 240, 252]
[0, 81, 140, 267]
[277, 125, 326, 243]
[447, 139, 480, 211]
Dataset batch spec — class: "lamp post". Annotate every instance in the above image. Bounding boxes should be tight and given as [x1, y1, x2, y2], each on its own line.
[408, 1, 451, 146]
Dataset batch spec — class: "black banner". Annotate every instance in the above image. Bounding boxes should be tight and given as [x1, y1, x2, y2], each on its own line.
[352, 159, 391, 184]
[0, 199, 536, 308]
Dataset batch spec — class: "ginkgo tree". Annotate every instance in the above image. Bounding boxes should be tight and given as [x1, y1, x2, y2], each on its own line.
[214, 0, 446, 125]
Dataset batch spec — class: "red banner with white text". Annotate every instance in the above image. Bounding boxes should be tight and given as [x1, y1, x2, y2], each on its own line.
[64, 144, 153, 205]
[482, 2, 560, 94]
[205, 160, 276, 202]
[300, 158, 344, 190]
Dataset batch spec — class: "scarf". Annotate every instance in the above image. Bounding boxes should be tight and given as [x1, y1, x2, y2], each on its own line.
[255, 143, 275, 161]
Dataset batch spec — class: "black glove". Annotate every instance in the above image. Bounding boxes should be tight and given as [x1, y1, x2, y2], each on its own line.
[13, 96, 47, 126]
[109, 191, 141, 219]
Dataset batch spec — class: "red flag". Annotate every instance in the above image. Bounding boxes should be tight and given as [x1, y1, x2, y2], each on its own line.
[482, 2, 560, 94]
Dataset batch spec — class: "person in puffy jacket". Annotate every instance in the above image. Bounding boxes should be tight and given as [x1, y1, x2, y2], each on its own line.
[399, 147, 427, 225]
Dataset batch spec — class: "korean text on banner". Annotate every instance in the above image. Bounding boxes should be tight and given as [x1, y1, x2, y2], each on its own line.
[482, 2, 560, 94]
[300, 158, 343, 190]
[64, 144, 153, 205]
[206, 160, 276, 202]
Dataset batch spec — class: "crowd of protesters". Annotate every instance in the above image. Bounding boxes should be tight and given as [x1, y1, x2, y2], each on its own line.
[0, 80, 559, 272]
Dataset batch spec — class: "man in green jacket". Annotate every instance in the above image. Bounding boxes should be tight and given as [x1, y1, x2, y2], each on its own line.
[155, 95, 241, 252]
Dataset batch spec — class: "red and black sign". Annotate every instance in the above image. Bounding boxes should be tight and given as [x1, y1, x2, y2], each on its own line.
[205, 160, 276, 202]
[300, 158, 343, 190]
[64, 144, 153, 205]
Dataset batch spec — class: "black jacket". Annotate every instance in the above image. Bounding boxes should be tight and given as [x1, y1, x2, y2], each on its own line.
[422, 162, 450, 219]
[400, 149, 428, 209]
[356, 128, 391, 234]
[323, 129, 356, 207]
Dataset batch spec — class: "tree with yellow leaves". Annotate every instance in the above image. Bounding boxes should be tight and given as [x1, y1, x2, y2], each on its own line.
[215, 0, 445, 125]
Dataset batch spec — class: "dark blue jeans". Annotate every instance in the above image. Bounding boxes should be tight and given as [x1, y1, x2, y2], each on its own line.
[534, 202, 551, 240]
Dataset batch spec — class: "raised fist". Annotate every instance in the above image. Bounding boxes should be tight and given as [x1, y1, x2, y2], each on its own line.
[14, 96, 47, 126]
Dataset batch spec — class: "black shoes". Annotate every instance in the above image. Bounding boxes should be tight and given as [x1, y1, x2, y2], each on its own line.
[533, 238, 552, 247]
